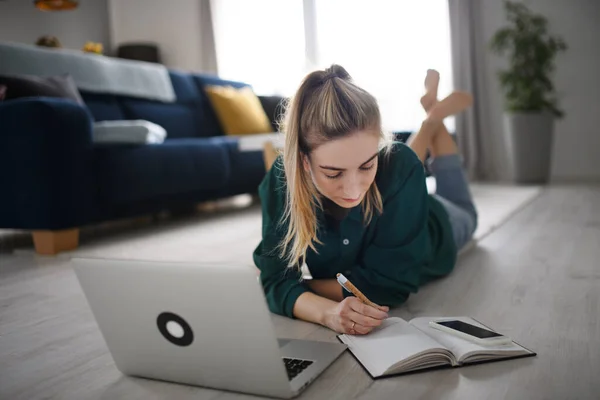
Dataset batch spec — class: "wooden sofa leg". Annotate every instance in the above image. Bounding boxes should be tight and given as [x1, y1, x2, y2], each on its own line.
[32, 228, 80, 255]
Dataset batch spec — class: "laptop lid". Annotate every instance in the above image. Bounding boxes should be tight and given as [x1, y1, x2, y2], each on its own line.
[72, 257, 294, 398]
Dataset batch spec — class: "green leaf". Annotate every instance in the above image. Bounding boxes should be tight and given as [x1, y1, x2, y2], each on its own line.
[490, 0, 567, 117]
[490, 28, 514, 53]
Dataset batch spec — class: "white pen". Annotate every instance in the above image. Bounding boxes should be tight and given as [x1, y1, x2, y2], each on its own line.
[336, 273, 380, 309]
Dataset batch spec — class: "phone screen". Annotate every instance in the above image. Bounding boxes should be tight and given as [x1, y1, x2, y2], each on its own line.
[436, 320, 502, 339]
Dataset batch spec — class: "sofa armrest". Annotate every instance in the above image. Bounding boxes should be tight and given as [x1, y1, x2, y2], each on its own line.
[0, 97, 98, 230]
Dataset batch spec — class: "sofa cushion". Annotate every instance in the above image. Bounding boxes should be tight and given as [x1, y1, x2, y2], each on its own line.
[80, 92, 125, 121]
[119, 72, 208, 139]
[93, 138, 231, 206]
[193, 74, 251, 138]
[120, 100, 202, 139]
[168, 71, 202, 103]
[197, 136, 267, 195]
[222, 140, 267, 194]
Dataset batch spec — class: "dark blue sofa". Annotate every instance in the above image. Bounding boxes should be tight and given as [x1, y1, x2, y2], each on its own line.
[0, 70, 269, 254]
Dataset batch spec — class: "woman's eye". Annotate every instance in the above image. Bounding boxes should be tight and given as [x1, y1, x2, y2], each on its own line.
[325, 164, 373, 179]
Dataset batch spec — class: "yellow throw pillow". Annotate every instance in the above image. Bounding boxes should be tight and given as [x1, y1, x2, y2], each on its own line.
[204, 85, 273, 135]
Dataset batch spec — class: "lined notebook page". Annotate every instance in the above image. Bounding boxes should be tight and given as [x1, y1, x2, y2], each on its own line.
[339, 317, 449, 377]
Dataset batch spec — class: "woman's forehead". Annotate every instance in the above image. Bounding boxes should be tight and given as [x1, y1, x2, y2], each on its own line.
[310, 131, 380, 167]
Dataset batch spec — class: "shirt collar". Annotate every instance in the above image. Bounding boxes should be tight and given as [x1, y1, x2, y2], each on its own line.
[316, 195, 364, 224]
[348, 204, 363, 222]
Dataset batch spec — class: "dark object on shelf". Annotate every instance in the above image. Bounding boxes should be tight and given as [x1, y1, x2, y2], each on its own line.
[36, 35, 63, 48]
[117, 44, 161, 64]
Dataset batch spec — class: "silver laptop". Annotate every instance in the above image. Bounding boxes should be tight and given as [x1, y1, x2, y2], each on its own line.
[72, 257, 347, 399]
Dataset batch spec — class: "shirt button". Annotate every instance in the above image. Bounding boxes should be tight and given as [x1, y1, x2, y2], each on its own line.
[342, 239, 350, 245]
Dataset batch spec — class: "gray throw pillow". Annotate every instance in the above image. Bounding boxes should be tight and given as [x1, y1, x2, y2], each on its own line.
[0, 73, 84, 105]
[258, 95, 287, 131]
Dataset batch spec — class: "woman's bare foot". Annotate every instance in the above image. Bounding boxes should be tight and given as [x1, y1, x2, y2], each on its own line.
[420, 69, 440, 112]
[427, 91, 473, 122]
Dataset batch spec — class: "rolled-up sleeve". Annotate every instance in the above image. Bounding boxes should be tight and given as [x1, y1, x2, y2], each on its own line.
[253, 236, 310, 317]
[252, 159, 310, 317]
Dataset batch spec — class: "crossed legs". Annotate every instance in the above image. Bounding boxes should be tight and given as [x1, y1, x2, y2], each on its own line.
[408, 70, 478, 249]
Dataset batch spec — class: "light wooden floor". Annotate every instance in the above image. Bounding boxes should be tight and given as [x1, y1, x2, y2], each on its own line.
[1, 185, 599, 400]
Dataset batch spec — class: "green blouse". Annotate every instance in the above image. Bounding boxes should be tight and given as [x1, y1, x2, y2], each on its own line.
[253, 142, 457, 318]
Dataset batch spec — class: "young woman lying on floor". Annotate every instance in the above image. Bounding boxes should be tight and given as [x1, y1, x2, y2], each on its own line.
[253, 65, 477, 335]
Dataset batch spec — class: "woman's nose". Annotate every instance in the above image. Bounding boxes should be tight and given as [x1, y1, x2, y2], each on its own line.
[342, 176, 361, 198]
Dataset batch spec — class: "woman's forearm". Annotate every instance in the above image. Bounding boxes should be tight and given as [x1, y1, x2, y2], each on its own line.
[306, 279, 344, 302]
[292, 292, 338, 325]
[292, 280, 343, 327]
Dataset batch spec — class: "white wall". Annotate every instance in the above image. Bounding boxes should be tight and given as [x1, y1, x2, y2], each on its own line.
[0, 0, 110, 51]
[479, 0, 600, 181]
[109, 0, 212, 72]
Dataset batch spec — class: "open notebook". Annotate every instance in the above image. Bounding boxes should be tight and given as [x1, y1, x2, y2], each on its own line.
[337, 316, 535, 379]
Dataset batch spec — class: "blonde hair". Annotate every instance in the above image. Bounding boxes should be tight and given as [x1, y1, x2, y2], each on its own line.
[277, 64, 391, 270]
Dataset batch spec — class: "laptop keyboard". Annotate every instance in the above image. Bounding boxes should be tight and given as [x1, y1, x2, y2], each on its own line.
[283, 357, 314, 380]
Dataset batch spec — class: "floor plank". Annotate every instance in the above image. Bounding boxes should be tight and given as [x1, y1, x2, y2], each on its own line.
[1, 185, 599, 400]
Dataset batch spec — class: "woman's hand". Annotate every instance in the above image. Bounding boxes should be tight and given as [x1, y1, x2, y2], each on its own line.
[323, 297, 389, 335]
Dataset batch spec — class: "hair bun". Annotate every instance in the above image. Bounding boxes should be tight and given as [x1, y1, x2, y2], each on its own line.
[323, 64, 351, 82]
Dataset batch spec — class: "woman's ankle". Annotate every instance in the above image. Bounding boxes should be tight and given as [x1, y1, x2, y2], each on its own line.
[427, 91, 473, 121]
[430, 126, 459, 158]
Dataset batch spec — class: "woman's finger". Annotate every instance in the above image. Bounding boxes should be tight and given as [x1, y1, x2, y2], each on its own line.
[352, 322, 374, 335]
[343, 318, 371, 335]
[344, 319, 357, 335]
[349, 300, 388, 320]
[348, 310, 384, 328]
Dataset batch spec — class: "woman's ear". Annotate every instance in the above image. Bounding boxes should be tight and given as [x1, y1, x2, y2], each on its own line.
[302, 154, 311, 173]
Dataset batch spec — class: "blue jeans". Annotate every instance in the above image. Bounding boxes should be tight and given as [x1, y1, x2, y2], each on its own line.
[428, 154, 478, 250]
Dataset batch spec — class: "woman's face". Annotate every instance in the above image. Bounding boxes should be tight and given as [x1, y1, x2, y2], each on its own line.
[303, 130, 380, 208]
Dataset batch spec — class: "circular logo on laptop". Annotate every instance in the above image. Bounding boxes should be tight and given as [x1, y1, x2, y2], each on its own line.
[156, 312, 194, 346]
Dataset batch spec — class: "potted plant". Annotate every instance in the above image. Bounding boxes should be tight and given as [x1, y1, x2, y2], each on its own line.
[490, 0, 567, 183]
